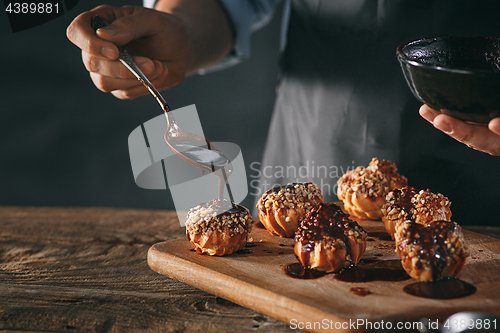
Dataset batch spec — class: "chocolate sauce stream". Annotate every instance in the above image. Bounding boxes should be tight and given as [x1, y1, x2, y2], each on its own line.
[172, 138, 237, 213]
[206, 140, 232, 204]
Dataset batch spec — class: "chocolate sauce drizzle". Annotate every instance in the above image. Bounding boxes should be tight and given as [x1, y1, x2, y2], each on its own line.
[204, 198, 247, 217]
[284, 258, 410, 282]
[335, 259, 411, 282]
[176, 141, 238, 215]
[234, 248, 253, 254]
[295, 203, 362, 268]
[404, 278, 476, 299]
[284, 263, 328, 279]
[284, 260, 475, 299]
[399, 220, 463, 281]
[350, 287, 371, 296]
[390, 186, 422, 220]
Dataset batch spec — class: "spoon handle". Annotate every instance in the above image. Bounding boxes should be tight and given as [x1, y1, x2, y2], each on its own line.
[91, 15, 171, 113]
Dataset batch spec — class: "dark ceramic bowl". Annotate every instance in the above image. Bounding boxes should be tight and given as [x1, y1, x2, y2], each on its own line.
[397, 36, 500, 123]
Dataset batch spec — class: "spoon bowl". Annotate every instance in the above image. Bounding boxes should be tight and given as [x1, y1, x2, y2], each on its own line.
[164, 121, 232, 175]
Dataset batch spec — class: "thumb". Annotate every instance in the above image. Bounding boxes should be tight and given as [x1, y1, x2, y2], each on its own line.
[489, 118, 500, 136]
[96, 8, 161, 47]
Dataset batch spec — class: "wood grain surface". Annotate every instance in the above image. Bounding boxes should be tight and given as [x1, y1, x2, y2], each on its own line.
[0, 207, 295, 332]
[149, 219, 500, 333]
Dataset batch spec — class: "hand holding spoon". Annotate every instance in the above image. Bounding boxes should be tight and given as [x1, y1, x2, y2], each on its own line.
[91, 16, 232, 175]
[92, 16, 236, 206]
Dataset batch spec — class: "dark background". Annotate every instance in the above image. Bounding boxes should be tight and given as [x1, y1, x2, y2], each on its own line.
[0, 0, 283, 211]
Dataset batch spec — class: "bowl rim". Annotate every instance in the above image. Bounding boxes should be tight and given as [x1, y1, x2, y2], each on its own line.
[396, 35, 500, 76]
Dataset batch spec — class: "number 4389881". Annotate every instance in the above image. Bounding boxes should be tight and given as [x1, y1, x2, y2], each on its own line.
[443, 318, 496, 331]
[5, 3, 59, 14]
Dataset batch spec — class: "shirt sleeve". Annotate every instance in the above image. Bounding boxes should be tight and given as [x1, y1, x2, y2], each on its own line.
[204, 0, 281, 73]
[144, 0, 282, 73]
[143, 0, 156, 9]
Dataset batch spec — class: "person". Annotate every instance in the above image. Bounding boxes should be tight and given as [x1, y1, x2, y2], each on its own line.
[67, 0, 499, 223]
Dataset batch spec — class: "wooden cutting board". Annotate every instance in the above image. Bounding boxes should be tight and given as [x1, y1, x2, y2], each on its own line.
[148, 219, 500, 332]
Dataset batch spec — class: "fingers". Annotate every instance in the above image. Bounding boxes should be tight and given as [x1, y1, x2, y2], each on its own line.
[432, 114, 500, 155]
[418, 104, 440, 122]
[95, 8, 164, 46]
[67, 5, 125, 59]
[89, 59, 167, 96]
[419, 104, 500, 156]
[82, 51, 155, 79]
[67, 5, 163, 57]
[68, 5, 189, 99]
[68, 5, 163, 52]
[489, 117, 500, 136]
[111, 67, 170, 100]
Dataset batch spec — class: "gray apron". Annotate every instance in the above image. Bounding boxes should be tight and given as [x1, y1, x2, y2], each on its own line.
[255, 0, 499, 225]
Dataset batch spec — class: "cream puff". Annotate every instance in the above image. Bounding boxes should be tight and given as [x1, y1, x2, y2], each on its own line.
[395, 220, 468, 282]
[382, 186, 452, 239]
[337, 158, 407, 220]
[186, 199, 253, 256]
[294, 202, 367, 273]
[257, 182, 324, 237]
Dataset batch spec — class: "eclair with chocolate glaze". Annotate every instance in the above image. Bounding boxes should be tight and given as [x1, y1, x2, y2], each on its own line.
[395, 220, 468, 282]
[294, 202, 367, 273]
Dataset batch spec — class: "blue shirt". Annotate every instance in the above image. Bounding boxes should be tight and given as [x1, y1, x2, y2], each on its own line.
[145, 0, 286, 72]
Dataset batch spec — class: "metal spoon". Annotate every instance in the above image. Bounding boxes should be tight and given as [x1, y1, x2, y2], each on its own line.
[91, 16, 233, 176]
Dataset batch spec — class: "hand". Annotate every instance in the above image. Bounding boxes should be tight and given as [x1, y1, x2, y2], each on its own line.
[419, 104, 500, 156]
[67, 2, 232, 100]
[67, 5, 191, 99]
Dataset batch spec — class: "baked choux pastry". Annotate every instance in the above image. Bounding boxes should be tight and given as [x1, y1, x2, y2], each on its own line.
[382, 186, 451, 239]
[186, 199, 253, 256]
[337, 158, 408, 220]
[395, 220, 467, 282]
[294, 202, 367, 273]
[257, 182, 324, 237]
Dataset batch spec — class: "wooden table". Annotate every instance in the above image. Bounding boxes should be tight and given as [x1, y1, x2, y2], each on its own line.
[1, 206, 499, 332]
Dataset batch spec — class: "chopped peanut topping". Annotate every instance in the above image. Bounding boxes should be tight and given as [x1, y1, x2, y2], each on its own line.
[185, 199, 253, 237]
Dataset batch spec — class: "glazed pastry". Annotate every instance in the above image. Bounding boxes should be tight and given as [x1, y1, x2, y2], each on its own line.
[395, 220, 468, 282]
[257, 182, 324, 237]
[294, 202, 367, 273]
[382, 186, 452, 239]
[185, 199, 253, 256]
[337, 158, 407, 220]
